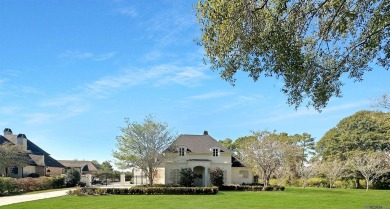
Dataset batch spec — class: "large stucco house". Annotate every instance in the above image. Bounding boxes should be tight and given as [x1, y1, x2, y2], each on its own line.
[134, 131, 253, 186]
[0, 128, 64, 178]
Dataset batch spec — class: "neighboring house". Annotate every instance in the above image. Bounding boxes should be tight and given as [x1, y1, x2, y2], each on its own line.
[0, 128, 65, 178]
[134, 131, 254, 186]
[59, 160, 98, 175]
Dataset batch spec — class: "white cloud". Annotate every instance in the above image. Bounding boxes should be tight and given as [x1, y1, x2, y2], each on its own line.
[115, 6, 138, 17]
[25, 113, 57, 124]
[59, 51, 116, 61]
[189, 91, 233, 100]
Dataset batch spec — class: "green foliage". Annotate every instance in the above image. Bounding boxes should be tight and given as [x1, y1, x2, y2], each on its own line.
[196, 0, 390, 111]
[0, 142, 30, 177]
[317, 111, 390, 160]
[209, 167, 224, 187]
[0, 176, 65, 195]
[27, 173, 40, 178]
[67, 186, 219, 196]
[65, 169, 81, 187]
[178, 168, 197, 187]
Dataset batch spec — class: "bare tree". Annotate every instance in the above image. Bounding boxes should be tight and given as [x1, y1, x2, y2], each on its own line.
[239, 131, 285, 187]
[349, 151, 390, 191]
[113, 115, 176, 186]
[371, 93, 390, 112]
[320, 160, 345, 189]
[0, 142, 30, 177]
[299, 162, 319, 189]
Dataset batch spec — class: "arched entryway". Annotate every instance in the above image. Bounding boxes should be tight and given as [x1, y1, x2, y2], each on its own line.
[193, 166, 205, 187]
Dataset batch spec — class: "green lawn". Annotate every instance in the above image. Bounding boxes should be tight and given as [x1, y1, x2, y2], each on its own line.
[2, 187, 389, 209]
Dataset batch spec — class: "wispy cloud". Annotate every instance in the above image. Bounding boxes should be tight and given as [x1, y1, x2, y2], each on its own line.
[115, 6, 138, 17]
[189, 91, 233, 100]
[59, 51, 116, 61]
[40, 64, 208, 112]
[25, 113, 57, 124]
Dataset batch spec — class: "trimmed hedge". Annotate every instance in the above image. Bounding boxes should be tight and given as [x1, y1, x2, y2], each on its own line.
[219, 185, 285, 191]
[67, 186, 219, 196]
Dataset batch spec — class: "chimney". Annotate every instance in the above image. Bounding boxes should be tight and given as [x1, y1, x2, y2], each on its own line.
[3, 128, 12, 135]
[203, 130, 208, 135]
[17, 133, 28, 150]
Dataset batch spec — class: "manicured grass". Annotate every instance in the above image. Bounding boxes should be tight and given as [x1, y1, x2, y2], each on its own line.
[2, 187, 389, 209]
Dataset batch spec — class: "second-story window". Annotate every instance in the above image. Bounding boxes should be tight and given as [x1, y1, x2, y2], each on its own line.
[212, 148, 219, 156]
[179, 147, 186, 156]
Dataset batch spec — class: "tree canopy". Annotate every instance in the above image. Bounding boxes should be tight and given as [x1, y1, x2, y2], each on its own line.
[196, 0, 389, 111]
[317, 110, 390, 160]
[112, 115, 176, 186]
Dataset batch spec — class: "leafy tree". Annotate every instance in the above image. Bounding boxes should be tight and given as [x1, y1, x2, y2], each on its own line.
[113, 115, 176, 186]
[0, 142, 30, 177]
[209, 167, 224, 187]
[101, 161, 114, 172]
[65, 168, 81, 187]
[349, 151, 390, 191]
[317, 111, 390, 161]
[218, 138, 237, 153]
[179, 168, 198, 187]
[195, 0, 389, 111]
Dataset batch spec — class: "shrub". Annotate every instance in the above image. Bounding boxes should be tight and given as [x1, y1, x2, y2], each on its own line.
[68, 186, 219, 196]
[209, 168, 224, 187]
[179, 168, 198, 187]
[51, 176, 65, 188]
[27, 173, 40, 178]
[65, 169, 81, 187]
[0, 177, 17, 195]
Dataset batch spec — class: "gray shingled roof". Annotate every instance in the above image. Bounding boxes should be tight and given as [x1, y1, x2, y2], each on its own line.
[171, 133, 231, 154]
[59, 160, 98, 172]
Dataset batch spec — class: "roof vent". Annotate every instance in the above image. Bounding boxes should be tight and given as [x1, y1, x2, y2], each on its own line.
[203, 130, 208, 135]
[3, 128, 12, 135]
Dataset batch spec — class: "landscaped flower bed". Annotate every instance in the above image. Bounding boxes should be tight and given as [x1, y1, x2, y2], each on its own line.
[67, 186, 220, 196]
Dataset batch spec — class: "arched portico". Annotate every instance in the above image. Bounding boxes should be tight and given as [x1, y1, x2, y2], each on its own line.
[193, 166, 205, 187]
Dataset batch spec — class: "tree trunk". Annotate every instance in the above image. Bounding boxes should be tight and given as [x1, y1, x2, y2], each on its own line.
[366, 178, 369, 191]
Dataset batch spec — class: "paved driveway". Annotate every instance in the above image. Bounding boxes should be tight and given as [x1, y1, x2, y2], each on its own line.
[0, 190, 70, 206]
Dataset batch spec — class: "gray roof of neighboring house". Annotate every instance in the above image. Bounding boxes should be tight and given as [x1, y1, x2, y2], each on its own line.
[1, 134, 64, 168]
[58, 160, 98, 172]
[170, 133, 231, 154]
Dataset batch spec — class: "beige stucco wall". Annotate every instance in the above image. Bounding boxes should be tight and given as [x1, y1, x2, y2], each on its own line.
[231, 167, 253, 185]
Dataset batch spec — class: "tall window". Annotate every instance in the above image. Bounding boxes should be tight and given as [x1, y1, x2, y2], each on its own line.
[179, 147, 185, 156]
[212, 148, 219, 156]
[169, 169, 180, 184]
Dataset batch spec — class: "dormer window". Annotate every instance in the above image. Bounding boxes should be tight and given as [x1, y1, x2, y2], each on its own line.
[212, 147, 220, 157]
[179, 147, 186, 156]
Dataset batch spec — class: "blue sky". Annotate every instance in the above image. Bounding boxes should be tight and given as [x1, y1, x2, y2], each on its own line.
[1, 0, 389, 166]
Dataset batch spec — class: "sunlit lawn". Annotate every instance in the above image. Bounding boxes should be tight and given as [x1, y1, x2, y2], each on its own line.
[2, 187, 389, 209]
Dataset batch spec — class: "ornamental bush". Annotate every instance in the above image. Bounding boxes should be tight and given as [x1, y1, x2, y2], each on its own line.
[179, 168, 198, 187]
[67, 186, 219, 196]
[209, 168, 224, 187]
[65, 169, 81, 187]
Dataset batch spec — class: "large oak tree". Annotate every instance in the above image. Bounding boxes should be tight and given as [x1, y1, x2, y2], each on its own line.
[196, 0, 389, 111]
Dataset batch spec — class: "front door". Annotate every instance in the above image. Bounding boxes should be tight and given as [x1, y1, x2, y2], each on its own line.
[193, 166, 205, 187]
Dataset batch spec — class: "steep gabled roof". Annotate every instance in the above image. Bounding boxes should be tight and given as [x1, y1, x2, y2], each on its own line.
[1, 133, 64, 168]
[170, 133, 231, 154]
[0, 135, 12, 144]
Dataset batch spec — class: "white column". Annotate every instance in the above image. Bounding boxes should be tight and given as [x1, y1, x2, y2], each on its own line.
[120, 174, 125, 187]
[86, 174, 92, 187]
